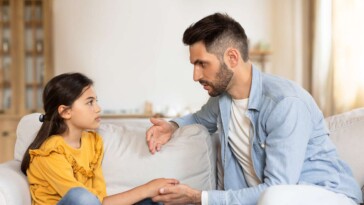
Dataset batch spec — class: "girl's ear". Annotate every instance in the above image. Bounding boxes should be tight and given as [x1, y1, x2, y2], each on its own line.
[58, 105, 71, 120]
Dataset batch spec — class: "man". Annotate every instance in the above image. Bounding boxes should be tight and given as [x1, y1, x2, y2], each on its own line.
[146, 13, 362, 205]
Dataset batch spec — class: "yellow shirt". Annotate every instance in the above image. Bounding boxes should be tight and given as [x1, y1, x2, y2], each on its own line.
[27, 131, 106, 205]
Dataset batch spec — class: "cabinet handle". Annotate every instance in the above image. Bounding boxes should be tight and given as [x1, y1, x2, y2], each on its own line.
[1, 131, 9, 137]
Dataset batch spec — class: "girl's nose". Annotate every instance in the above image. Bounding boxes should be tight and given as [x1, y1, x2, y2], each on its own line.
[95, 102, 101, 113]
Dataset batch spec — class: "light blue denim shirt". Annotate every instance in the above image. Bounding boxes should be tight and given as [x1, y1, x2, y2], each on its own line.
[173, 66, 362, 205]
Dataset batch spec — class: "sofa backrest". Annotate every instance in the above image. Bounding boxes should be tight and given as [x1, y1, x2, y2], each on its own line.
[14, 110, 364, 195]
[98, 120, 217, 195]
[14, 113, 218, 195]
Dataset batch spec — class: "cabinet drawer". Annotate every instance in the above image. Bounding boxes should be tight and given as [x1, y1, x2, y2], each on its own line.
[0, 131, 16, 163]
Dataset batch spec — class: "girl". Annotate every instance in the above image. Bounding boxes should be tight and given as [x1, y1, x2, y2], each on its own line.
[21, 73, 178, 205]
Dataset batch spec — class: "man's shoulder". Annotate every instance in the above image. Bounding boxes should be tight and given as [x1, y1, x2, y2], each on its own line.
[261, 74, 310, 103]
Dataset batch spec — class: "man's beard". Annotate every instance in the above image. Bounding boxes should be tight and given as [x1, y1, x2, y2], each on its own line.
[199, 62, 233, 97]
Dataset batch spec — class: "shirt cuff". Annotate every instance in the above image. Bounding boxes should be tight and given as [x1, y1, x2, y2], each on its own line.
[201, 191, 208, 205]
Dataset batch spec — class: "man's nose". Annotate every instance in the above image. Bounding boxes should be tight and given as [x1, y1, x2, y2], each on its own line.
[193, 66, 202, 82]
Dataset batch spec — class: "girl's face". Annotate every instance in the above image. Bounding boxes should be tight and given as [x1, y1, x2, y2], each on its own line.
[66, 86, 101, 131]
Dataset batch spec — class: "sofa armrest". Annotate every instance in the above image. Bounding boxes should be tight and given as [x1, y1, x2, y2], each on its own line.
[0, 160, 31, 205]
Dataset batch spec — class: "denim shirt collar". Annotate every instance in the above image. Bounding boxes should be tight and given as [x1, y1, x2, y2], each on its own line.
[219, 64, 262, 111]
[247, 65, 262, 111]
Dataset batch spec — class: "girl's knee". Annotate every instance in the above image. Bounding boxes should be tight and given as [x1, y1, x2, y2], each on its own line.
[59, 187, 101, 205]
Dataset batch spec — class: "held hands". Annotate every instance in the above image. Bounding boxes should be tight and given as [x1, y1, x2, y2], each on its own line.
[152, 184, 202, 205]
[144, 178, 180, 198]
[146, 118, 179, 154]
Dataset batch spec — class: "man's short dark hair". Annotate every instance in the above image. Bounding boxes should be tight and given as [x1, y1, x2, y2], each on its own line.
[183, 13, 249, 62]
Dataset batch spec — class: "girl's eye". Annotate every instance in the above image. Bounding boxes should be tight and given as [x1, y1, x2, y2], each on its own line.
[87, 100, 94, 106]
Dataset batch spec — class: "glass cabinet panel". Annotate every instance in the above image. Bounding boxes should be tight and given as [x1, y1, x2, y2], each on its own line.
[0, 0, 12, 114]
[24, 0, 44, 112]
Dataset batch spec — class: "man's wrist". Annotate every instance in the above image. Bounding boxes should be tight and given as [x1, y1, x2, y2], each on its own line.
[169, 121, 179, 131]
[192, 190, 202, 204]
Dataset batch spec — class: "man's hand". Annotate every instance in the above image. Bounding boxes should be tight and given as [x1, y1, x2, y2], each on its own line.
[143, 178, 179, 198]
[151, 184, 202, 205]
[146, 118, 179, 154]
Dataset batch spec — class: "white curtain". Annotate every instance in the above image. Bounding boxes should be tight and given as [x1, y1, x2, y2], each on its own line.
[312, 0, 364, 116]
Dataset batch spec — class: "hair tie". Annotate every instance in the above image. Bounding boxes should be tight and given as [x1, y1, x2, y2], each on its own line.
[39, 114, 45, 122]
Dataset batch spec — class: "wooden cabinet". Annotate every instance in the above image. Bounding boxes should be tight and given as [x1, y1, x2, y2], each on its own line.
[0, 0, 53, 163]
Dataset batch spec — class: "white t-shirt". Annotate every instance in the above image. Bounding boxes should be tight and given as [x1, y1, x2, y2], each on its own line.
[228, 98, 260, 187]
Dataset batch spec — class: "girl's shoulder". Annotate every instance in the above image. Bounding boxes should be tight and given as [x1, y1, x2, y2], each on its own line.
[39, 135, 65, 150]
[28, 135, 67, 161]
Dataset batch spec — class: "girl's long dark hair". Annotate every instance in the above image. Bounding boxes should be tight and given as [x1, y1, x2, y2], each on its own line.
[21, 73, 93, 175]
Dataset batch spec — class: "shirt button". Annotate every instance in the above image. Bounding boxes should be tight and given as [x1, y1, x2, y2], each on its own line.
[260, 143, 265, 148]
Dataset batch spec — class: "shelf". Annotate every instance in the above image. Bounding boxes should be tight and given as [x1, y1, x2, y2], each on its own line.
[101, 112, 173, 119]
[25, 50, 43, 56]
[249, 49, 272, 71]
[0, 51, 10, 56]
[1, 1, 10, 6]
[25, 20, 43, 28]
[0, 21, 10, 28]
[0, 81, 11, 88]
[102, 114, 154, 119]
[25, 83, 43, 88]
[24, 0, 42, 6]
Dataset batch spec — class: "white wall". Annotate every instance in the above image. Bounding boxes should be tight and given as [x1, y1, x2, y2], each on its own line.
[53, 0, 272, 115]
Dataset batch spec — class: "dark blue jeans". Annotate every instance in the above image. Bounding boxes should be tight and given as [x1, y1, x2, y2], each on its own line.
[135, 198, 163, 205]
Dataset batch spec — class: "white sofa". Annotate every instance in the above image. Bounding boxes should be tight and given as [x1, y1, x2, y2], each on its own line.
[0, 114, 218, 205]
[1, 108, 364, 205]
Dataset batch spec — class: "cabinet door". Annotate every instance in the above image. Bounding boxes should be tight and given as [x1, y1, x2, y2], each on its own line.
[23, 0, 53, 113]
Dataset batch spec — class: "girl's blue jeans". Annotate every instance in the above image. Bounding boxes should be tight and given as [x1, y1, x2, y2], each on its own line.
[57, 187, 162, 205]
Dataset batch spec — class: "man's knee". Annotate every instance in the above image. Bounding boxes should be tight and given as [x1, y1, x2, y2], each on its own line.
[257, 185, 291, 205]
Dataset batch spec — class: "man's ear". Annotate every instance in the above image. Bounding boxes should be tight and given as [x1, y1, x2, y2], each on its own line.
[58, 105, 71, 120]
[224, 48, 239, 68]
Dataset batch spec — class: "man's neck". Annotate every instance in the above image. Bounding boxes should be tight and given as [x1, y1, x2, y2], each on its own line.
[227, 62, 252, 99]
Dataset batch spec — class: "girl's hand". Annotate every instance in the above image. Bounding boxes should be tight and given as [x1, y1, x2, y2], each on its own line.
[144, 178, 179, 198]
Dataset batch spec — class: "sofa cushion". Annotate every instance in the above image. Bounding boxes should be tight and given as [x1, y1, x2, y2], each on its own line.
[325, 108, 364, 188]
[14, 113, 43, 162]
[99, 122, 217, 195]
